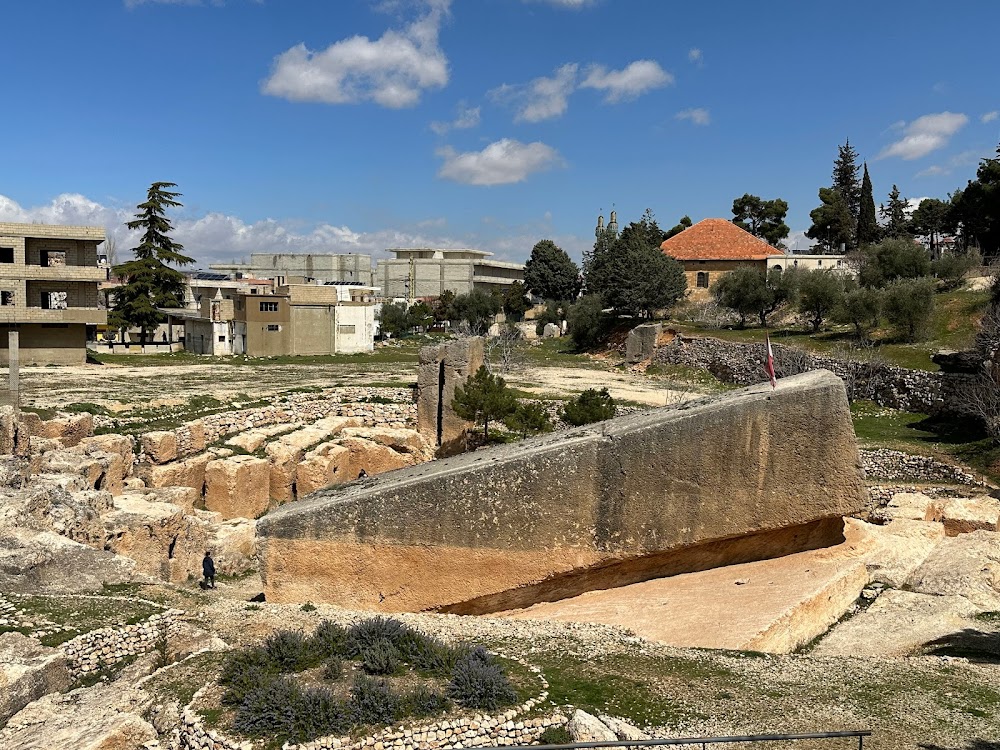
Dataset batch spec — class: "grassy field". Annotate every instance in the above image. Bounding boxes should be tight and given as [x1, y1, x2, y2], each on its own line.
[672, 287, 989, 372]
[851, 399, 999, 482]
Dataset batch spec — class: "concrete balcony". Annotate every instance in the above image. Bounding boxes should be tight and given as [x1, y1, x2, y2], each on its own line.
[0, 264, 107, 282]
[0, 307, 108, 325]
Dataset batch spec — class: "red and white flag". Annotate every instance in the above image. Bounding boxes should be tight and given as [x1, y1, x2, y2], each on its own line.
[764, 334, 777, 389]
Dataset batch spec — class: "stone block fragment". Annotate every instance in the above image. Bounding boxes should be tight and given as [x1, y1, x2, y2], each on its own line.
[204, 455, 270, 520]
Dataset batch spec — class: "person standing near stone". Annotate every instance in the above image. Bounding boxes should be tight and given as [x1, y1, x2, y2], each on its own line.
[202, 551, 216, 589]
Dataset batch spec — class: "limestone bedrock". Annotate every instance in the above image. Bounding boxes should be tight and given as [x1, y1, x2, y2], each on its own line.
[257, 370, 868, 611]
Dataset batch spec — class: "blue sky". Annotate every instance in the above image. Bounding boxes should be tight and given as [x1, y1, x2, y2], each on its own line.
[2, 0, 998, 266]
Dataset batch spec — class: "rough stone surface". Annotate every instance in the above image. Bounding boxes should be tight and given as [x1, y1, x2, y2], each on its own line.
[209, 518, 258, 575]
[844, 517, 946, 588]
[416, 337, 484, 457]
[813, 589, 980, 658]
[567, 710, 617, 742]
[204, 455, 270, 520]
[625, 323, 662, 365]
[0, 682, 156, 749]
[0, 529, 139, 594]
[925, 495, 1000, 536]
[542, 322, 561, 339]
[339, 436, 416, 480]
[258, 370, 868, 610]
[906, 530, 1000, 610]
[0, 632, 71, 726]
[599, 715, 649, 741]
[101, 494, 208, 582]
[296, 442, 351, 498]
[140, 430, 178, 464]
[142, 452, 211, 492]
[29, 413, 94, 448]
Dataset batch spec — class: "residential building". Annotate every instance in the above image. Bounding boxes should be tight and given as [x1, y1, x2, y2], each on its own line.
[660, 219, 784, 300]
[166, 282, 377, 356]
[0, 222, 107, 365]
[375, 248, 524, 300]
[209, 253, 374, 286]
[766, 254, 853, 275]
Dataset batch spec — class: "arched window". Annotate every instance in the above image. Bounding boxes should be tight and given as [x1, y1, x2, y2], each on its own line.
[772, 265, 782, 272]
[696, 271, 709, 288]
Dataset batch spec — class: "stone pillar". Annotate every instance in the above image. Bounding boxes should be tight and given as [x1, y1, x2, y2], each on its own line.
[625, 323, 662, 365]
[416, 337, 484, 457]
[8, 330, 18, 402]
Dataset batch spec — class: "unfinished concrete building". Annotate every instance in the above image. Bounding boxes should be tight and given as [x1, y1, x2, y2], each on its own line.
[375, 249, 524, 300]
[0, 223, 107, 365]
[209, 253, 374, 286]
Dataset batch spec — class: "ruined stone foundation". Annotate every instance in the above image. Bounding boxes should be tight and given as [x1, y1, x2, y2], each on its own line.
[257, 370, 868, 612]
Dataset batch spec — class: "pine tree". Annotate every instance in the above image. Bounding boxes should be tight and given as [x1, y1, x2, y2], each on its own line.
[856, 163, 879, 247]
[451, 366, 517, 441]
[731, 194, 791, 247]
[880, 185, 912, 239]
[523, 240, 581, 302]
[832, 140, 862, 223]
[806, 187, 855, 253]
[111, 182, 194, 340]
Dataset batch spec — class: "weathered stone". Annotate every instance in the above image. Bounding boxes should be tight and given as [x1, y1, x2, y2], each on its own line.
[925, 495, 1000, 536]
[906, 530, 1000, 609]
[35, 449, 127, 495]
[204, 455, 270, 520]
[0, 632, 71, 725]
[102, 495, 208, 583]
[625, 323, 662, 365]
[870, 491, 933, 525]
[813, 589, 980, 658]
[141, 431, 178, 464]
[258, 370, 868, 610]
[296, 442, 351, 498]
[0, 529, 139, 594]
[566, 710, 616, 742]
[127, 486, 201, 513]
[598, 715, 648, 741]
[340, 437, 416, 480]
[78, 434, 135, 470]
[30, 413, 93, 447]
[340, 426, 428, 455]
[844, 517, 946, 588]
[542, 323, 561, 339]
[142, 453, 211, 492]
[416, 337, 484, 457]
[0, 682, 156, 749]
[266, 441, 306, 504]
[210, 518, 258, 575]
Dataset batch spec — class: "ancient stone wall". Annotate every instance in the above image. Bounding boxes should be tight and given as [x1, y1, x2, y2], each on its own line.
[258, 370, 868, 612]
[860, 448, 982, 486]
[60, 609, 183, 679]
[654, 336, 976, 415]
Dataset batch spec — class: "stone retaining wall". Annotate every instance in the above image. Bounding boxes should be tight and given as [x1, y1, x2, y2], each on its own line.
[179, 658, 566, 750]
[59, 609, 184, 679]
[654, 336, 976, 415]
[859, 448, 983, 486]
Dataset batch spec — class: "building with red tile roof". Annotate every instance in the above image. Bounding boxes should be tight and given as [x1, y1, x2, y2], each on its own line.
[660, 218, 784, 299]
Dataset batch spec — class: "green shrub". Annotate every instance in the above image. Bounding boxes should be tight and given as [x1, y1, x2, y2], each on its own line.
[322, 656, 344, 681]
[300, 602, 317, 612]
[312, 620, 350, 659]
[401, 684, 451, 718]
[539, 725, 573, 745]
[350, 674, 400, 726]
[882, 277, 936, 342]
[447, 647, 517, 710]
[504, 402, 553, 438]
[264, 630, 317, 671]
[404, 634, 459, 676]
[291, 687, 353, 743]
[561, 388, 616, 426]
[233, 675, 300, 737]
[360, 641, 401, 675]
[345, 616, 409, 656]
[219, 648, 274, 705]
[566, 294, 610, 350]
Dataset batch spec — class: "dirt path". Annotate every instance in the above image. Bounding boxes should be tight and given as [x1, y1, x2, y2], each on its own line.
[513, 365, 700, 406]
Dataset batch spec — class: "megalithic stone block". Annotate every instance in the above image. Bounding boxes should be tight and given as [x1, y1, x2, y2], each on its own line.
[416, 336, 485, 457]
[257, 370, 868, 612]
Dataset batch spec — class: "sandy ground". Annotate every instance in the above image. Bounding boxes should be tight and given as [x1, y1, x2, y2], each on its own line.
[511, 366, 700, 406]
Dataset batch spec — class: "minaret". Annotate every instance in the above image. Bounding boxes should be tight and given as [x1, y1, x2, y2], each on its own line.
[595, 214, 604, 239]
[608, 209, 618, 236]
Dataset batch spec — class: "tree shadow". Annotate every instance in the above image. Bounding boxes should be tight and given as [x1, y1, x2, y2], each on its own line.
[921, 627, 1000, 664]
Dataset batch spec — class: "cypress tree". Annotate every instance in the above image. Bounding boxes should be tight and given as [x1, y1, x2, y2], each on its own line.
[832, 140, 862, 223]
[856, 163, 879, 247]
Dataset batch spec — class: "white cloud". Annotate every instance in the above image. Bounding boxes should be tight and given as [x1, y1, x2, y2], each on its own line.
[915, 165, 947, 178]
[675, 107, 710, 126]
[490, 63, 578, 123]
[915, 148, 985, 178]
[0, 193, 473, 266]
[436, 139, 562, 185]
[261, 0, 450, 108]
[430, 103, 480, 135]
[983, 111, 999, 124]
[580, 60, 672, 103]
[688, 48, 702, 64]
[877, 112, 969, 160]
